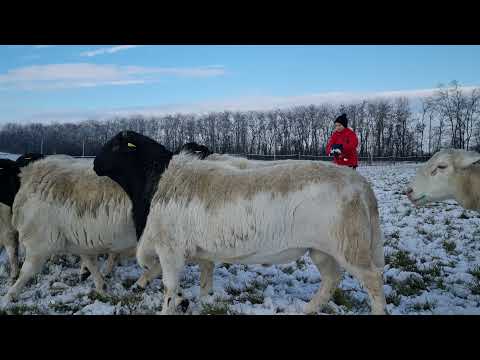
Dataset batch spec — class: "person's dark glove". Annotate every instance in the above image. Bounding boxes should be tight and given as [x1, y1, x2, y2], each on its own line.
[329, 144, 343, 156]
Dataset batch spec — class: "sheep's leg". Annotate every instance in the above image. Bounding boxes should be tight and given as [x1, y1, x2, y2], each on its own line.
[5, 244, 19, 280]
[79, 258, 91, 281]
[81, 255, 107, 295]
[4, 251, 48, 303]
[50, 254, 62, 264]
[157, 248, 186, 315]
[345, 265, 386, 315]
[134, 242, 162, 290]
[355, 268, 386, 315]
[304, 250, 342, 314]
[199, 260, 215, 297]
[103, 253, 119, 277]
[4, 232, 19, 280]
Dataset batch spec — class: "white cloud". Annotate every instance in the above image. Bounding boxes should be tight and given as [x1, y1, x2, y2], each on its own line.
[33, 45, 55, 49]
[102, 86, 478, 116]
[80, 45, 141, 57]
[0, 63, 226, 90]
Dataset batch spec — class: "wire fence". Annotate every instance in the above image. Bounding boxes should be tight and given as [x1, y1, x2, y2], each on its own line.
[61, 154, 432, 166]
[4, 151, 431, 166]
[224, 153, 431, 166]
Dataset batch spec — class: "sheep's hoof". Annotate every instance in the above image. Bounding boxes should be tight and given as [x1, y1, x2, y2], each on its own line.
[131, 283, 146, 293]
[80, 269, 91, 282]
[303, 303, 319, 315]
[177, 299, 190, 313]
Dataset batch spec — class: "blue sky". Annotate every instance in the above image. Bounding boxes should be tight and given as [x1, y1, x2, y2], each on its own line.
[1, 45, 479, 124]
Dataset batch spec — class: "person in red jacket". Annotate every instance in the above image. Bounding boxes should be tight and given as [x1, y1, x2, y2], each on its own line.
[326, 113, 359, 169]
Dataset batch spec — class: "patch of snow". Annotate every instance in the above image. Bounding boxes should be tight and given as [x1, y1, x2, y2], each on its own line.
[1, 162, 479, 315]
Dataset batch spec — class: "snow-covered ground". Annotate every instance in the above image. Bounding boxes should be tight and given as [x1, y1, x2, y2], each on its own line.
[1, 161, 479, 315]
[0, 153, 19, 161]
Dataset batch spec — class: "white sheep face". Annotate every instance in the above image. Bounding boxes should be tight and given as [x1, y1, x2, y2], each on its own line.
[406, 149, 480, 206]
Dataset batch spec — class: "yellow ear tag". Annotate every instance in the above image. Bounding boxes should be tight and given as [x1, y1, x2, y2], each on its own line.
[127, 143, 137, 149]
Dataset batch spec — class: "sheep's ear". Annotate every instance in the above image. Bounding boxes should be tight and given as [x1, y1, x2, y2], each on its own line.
[456, 151, 480, 169]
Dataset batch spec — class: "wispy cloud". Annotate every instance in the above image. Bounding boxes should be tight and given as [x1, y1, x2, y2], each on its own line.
[80, 45, 142, 57]
[0, 63, 226, 90]
[104, 86, 476, 116]
[33, 45, 55, 49]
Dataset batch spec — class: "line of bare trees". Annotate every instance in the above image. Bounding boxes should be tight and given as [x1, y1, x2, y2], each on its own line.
[1, 81, 479, 157]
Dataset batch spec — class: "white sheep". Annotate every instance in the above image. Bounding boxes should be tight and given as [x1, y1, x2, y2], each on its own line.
[1, 156, 150, 303]
[1, 154, 46, 280]
[406, 149, 480, 210]
[1, 152, 216, 305]
[94, 131, 386, 315]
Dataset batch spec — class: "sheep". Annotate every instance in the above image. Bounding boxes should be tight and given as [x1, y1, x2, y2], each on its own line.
[1, 154, 102, 282]
[1, 149, 216, 305]
[0, 154, 45, 279]
[176, 142, 213, 159]
[179, 142, 303, 170]
[0, 156, 141, 303]
[15, 153, 45, 167]
[405, 149, 480, 210]
[93, 131, 387, 315]
[81, 142, 215, 288]
[0, 155, 106, 283]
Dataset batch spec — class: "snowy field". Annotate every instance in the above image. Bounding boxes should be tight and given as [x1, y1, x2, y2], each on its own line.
[0, 153, 19, 161]
[1, 159, 480, 315]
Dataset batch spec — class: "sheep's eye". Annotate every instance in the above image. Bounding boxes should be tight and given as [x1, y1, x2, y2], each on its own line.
[437, 164, 447, 169]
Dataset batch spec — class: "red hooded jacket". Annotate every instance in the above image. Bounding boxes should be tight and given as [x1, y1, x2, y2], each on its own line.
[326, 127, 359, 167]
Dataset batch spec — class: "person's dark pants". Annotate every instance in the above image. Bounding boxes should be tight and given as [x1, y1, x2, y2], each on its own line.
[349, 165, 358, 170]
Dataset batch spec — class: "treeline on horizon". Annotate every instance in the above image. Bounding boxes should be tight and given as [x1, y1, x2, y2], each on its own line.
[1, 81, 479, 157]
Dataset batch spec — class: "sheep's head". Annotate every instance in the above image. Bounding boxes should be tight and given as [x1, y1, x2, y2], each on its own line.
[94, 131, 174, 240]
[405, 149, 480, 207]
[15, 153, 45, 167]
[178, 142, 213, 159]
[94, 130, 173, 180]
[0, 159, 20, 207]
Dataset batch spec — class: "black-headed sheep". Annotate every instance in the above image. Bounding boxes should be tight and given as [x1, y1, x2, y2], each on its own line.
[93, 131, 387, 315]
